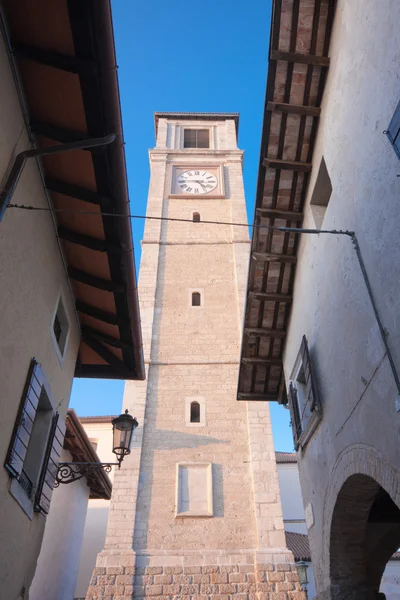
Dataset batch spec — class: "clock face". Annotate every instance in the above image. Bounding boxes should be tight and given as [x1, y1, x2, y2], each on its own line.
[177, 170, 218, 194]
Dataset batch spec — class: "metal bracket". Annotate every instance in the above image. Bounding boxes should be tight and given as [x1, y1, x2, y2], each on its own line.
[54, 461, 119, 487]
[0, 133, 116, 221]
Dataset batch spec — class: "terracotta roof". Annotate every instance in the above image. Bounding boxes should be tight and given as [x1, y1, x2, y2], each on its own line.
[285, 531, 311, 561]
[237, 0, 336, 402]
[2, 0, 144, 380]
[154, 112, 240, 137]
[79, 415, 117, 424]
[276, 451, 297, 463]
[64, 410, 112, 500]
[285, 531, 400, 563]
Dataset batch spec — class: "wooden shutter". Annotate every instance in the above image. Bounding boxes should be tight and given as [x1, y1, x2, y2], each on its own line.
[288, 381, 301, 449]
[35, 413, 65, 514]
[386, 100, 400, 159]
[299, 335, 320, 413]
[4, 359, 43, 479]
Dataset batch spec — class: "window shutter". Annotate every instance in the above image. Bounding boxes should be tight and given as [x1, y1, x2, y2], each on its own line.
[386, 100, 400, 159]
[300, 335, 320, 413]
[4, 359, 43, 479]
[288, 381, 301, 449]
[35, 413, 65, 514]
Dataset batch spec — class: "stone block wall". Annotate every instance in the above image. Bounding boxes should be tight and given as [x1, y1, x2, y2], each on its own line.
[87, 561, 306, 600]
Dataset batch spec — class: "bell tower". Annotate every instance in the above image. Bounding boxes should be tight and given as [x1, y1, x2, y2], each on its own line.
[86, 113, 303, 600]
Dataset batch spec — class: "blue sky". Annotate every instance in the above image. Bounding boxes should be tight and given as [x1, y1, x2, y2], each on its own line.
[70, 0, 294, 452]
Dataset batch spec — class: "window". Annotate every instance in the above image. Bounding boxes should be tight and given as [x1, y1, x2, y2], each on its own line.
[288, 336, 322, 450]
[310, 157, 332, 228]
[193, 212, 201, 222]
[192, 292, 201, 306]
[184, 129, 209, 149]
[385, 99, 400, 159]
[52, 296, 69, 359]
[5, 359, 65, 517]
[90, 439, 98, 452]
[190, 401, 201, 423]
[185, 396, 206, 427]
[176, 463, 213, 517]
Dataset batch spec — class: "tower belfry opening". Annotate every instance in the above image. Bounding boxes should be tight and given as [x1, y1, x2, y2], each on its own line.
[87, 112, 302, 600]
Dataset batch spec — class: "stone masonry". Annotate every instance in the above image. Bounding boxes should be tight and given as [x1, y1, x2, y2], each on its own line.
[86, 114, 305, 600]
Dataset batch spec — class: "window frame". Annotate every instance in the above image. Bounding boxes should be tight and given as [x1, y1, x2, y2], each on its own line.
[51, 293, 70, 365]
[183, 128, 210, 149]
[385, 99, 400, 160]
[288, 336, 322, 450]
[5, 359, 65, 519]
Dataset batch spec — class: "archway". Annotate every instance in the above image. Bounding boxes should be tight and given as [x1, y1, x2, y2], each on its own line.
[328, 474, 400, 600]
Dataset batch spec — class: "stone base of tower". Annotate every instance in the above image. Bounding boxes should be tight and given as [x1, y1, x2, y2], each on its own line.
[86, 549, 306, 600]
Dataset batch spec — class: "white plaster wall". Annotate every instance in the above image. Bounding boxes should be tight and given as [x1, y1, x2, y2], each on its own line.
[281, 0, 400, 592]
[380, 562, 400, 599]
[29, 450, 90, 600]
[0, 31, 80, 600]
[277, 463, 307, 534]
[75, 422, 115, 598]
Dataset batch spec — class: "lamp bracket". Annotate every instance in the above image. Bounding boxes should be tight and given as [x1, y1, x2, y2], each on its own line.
[54, 461, 119, 487]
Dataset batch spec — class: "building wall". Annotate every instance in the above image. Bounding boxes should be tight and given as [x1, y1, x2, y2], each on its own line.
[75, 422, 115, 598]
[277, 462, 307, 535]
[87, 116, 301, 599]
[0, 32, 80, 600]
[29, 450, 90, 600]
[282, 0, 400, 595]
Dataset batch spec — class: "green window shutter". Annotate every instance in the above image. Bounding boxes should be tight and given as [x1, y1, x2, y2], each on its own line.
[4, 359, 43, 479]
[35, 413, 66, 515]
[299, 335, 320, 413]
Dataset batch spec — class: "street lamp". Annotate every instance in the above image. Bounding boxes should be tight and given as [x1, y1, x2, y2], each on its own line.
[54, 410, 138, 487]
[296, 561, 309, 598]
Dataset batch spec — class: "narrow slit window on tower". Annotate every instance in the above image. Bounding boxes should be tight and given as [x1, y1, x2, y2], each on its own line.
[193, 212, 200, 222]
[192, 292, 201, 306]
[190, 401, 201, 423]
[184, 129, 209, 149]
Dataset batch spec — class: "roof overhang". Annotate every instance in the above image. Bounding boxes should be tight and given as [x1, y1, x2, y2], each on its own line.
[1, 0, 145, 380]
[154, 112, 240, 139]
[64, 409, 112, 500]
[237, 0, 336, 403]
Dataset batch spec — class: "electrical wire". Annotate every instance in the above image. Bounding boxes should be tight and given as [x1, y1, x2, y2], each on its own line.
[6, 203, 354, 236]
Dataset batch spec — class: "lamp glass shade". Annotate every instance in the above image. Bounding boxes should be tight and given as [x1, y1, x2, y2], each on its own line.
[296, 561, 308, 585]
[111, 410, 138, 460]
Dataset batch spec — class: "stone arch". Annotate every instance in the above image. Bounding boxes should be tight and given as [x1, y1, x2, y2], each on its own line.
[319, 445, 400, 600]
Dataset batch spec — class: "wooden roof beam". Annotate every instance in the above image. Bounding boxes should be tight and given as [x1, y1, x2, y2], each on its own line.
[75, 300, 128, 327]
[58, 227, 120, 253]
[263, 158, 312, 172]
[46, 178, 112, 206]
[13, 42, 97, 75]
[30, 120, 91, 144]
[256, 208, 303, 221]
[252, 251, 297, 264]
[249, 291, 292, 303]
[244, 328, 287, 339]
[237, 392, 279, 401]
[270, 50, 330, 67]
[68, 267, 125, 293]
[81, 325, 129, 350]
[241, 357, 282, 366]
[267, 102, 321, 117]
[82, 332, 132, 379]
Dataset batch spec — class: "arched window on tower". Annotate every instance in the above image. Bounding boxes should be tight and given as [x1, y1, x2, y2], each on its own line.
[192, 292, 201, 306]
[190, 401, 201, 423]
[193, 212, 201, 222]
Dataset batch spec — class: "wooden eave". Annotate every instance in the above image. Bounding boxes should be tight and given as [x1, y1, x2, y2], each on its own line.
[2, 0, 145, 380]
[64, 410, 112, 500]
[237, 0, 336, 403]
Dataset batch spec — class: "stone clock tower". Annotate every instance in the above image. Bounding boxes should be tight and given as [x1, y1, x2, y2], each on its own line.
[86, 113, 303, 600]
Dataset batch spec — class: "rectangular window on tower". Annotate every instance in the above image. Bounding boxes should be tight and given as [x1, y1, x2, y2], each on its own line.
[184, 129, 209, 149]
